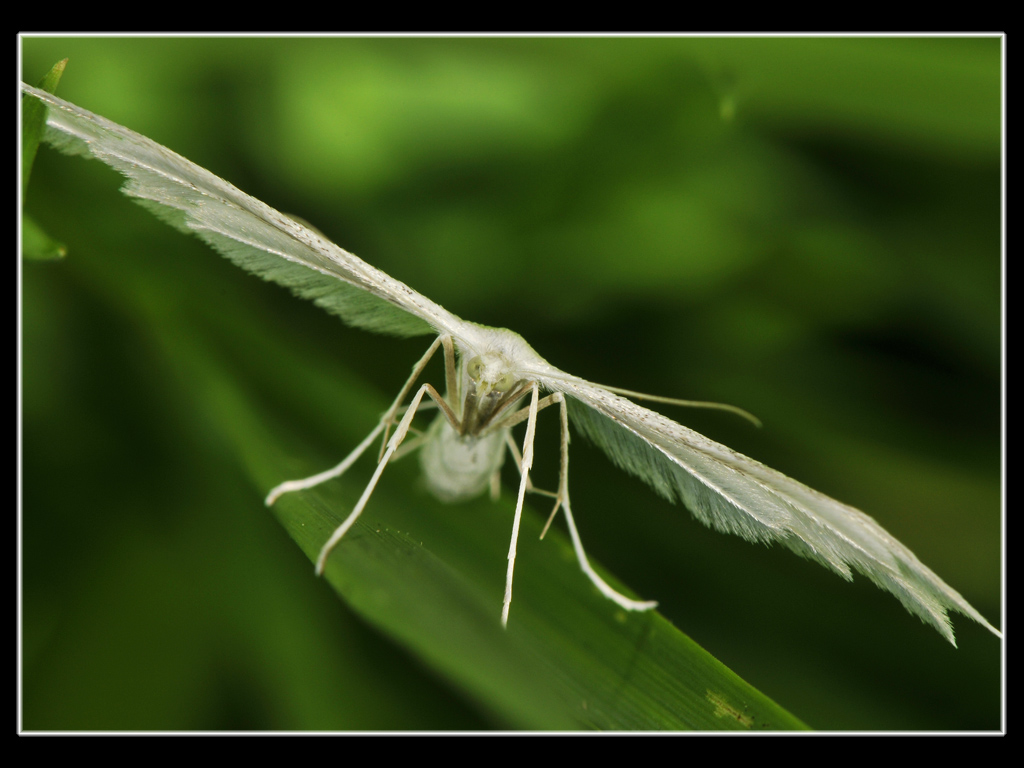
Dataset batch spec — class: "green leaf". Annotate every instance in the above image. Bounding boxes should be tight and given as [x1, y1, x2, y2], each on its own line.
[21, 213, 66, 261]
[22, 58, 66, 197]
[264, 453, 806, 730]
[22, 59, 68, 260]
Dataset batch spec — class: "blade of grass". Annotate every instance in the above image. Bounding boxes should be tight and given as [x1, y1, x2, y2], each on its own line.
[21, 59, 68, 261]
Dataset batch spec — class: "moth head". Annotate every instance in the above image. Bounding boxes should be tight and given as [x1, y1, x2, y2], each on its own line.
[465, 353, 518, 398]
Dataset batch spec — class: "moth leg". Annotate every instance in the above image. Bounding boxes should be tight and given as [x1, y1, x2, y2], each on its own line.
[390, 430, 428, 462]
[503, 433, 558, 500]
[546, 394, 659, 613]
[379, 335, 451, 460]
[265, 420, 387, 506]
[502, 382, 540, 627]
[539, 394, 569, 538]
[485, 392, 563, 502]
[315, 382, 448, 575]
[489, 468, 502, 501]
[265, 336, 447, 505]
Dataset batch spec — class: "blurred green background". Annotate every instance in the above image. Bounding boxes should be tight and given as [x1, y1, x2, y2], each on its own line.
[21, 36, 1001, 730]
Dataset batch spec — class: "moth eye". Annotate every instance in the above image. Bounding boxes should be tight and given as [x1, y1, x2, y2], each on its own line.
[494, 372, 516, 392]
[467, 357, 484, 380]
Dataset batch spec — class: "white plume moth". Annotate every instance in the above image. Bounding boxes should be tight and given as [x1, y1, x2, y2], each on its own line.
[22, 82, 1001, 643]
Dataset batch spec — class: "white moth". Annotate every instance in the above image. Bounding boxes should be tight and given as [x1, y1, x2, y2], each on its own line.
[22, 83, 1001, 643]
